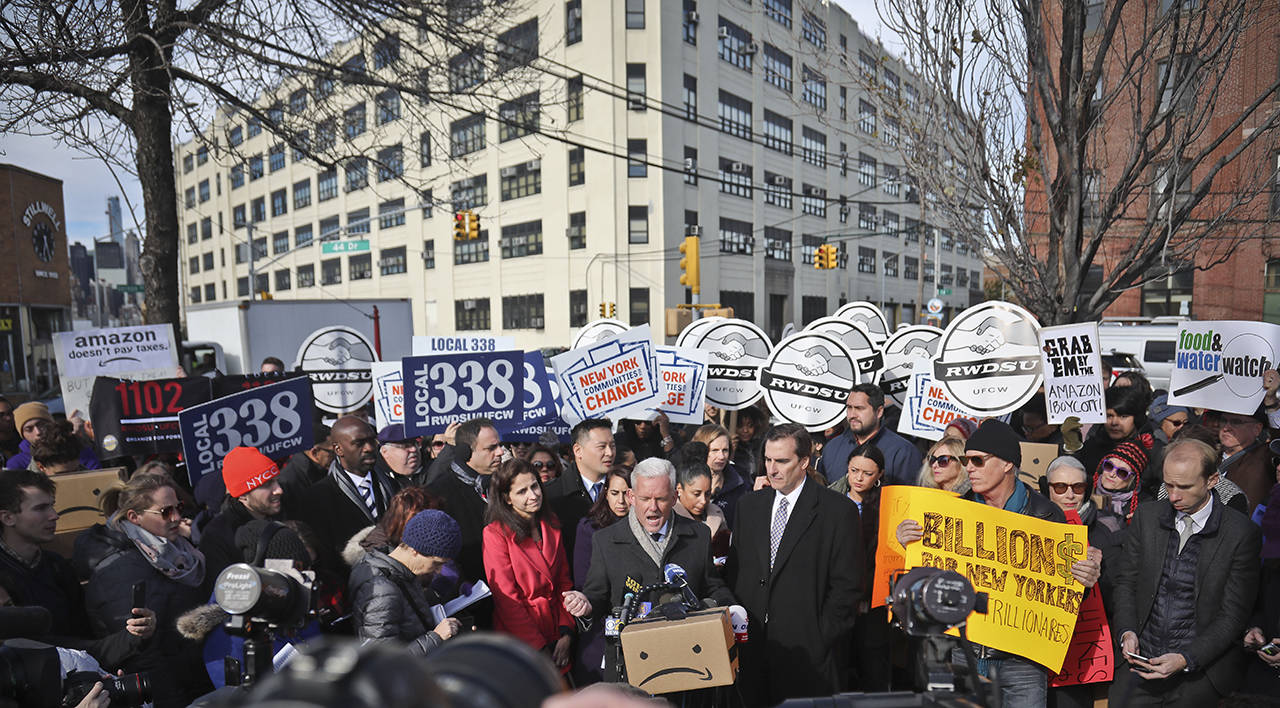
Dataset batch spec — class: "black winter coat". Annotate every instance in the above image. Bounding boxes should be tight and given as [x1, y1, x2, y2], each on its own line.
[348, 549, 446, 656]
[542, 463, 595, 561]
[297, 461, 397, 577]
[75, 523, 212, 708]
[196, 499, 259, 596]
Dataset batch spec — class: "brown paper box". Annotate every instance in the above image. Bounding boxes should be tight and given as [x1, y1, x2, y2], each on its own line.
[620, 607, 736, 694]
[48, 467, 128, 558]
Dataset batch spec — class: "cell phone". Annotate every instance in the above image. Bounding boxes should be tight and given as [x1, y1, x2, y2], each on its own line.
[1261, 643, 1280, 657]
[1125, 650, 1152, 664]
[131, 581, 146, 611]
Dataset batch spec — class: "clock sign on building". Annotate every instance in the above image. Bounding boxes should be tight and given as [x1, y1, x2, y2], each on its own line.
[0, 164, 72, 393]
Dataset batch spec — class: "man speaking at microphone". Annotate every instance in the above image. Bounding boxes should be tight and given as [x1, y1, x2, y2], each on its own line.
[563, 457, 735, 678]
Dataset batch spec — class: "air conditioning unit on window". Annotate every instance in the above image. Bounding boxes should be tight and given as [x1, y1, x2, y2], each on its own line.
[745, 42, 758, 55]
[687, 10, 700, 23]
[499, 166, 517, 177]
[768, 175, 788, 186]
[463, 300, 476, 310]
[729, 161, 747, 173]
[804, 185, 825, 197]
[684, 157, 696, 170]
[686, 225, 702, 236]
[718, 26, 730, 39]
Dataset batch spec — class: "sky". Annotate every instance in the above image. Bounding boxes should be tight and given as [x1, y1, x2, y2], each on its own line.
[0, 0, 894, 250]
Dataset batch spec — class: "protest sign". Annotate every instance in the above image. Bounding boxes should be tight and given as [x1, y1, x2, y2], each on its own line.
[878, 486, 1088, 671]
[179, 377, 315, 484]
[896, 370, 980, 442]
[412, 335, 516, 356]
[758, 331, 858, 432]
[371, 362, 404, 430]
[653, 346, 709, 424]
[1168, 320, 1280, 415]
[677, 319, 771, 410]
[499, 351, 559, 432]
[833, 301, 891, 346]
[872, 485, 958, 608]
[293, 325, 377, 415]
[932, 301, 1043, 416]
[1039, 323, 1105, 424]
[803, 316, 884, 382]
[572, 319, 631, 350]
[1050, 509, 1113, 687]
[878, 325, 944, 408]
[402, 350, 524, 435]
[505, 362, 572, 441]
[54, 324, 178, 420]
[552, 325, 658, 425]
[90, 375, 214, 457]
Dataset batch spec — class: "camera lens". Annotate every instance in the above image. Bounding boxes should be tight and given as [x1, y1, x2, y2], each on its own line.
[429, 634, 565, 708]
[105, 672, 152, 706]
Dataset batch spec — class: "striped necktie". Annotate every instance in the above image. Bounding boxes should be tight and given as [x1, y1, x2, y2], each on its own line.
[359, 479, 379, 518]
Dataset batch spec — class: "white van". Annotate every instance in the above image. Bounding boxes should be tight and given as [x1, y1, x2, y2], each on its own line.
[1097, 317, 1184, 391]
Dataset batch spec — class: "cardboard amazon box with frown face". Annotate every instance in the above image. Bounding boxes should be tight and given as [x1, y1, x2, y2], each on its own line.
[620, 608, 736, 694]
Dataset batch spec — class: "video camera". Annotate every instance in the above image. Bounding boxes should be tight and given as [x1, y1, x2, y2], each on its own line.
[213, 561, 318, 686]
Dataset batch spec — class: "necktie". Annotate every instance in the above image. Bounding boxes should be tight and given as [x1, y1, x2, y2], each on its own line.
[650, 532, 662, 542]
[590, 480, 604, 502]
[359, 480, 379, 518]
[1177, 514, 1194, 553]
[770, 496, 789, 570]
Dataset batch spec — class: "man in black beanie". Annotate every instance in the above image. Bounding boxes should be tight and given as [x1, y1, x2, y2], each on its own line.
[896, 420, 1103, 706]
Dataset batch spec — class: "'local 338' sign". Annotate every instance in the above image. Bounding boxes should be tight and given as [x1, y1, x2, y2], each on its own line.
[402, 350, 524, 436]
[179, 377, 315, 484]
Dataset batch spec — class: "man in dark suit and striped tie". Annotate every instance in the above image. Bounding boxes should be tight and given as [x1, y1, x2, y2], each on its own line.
[298, 415, 396, 577]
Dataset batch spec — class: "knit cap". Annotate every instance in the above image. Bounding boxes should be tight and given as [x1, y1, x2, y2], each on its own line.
[401, 509, 461, 559]
[1148, 394, 1189, 424]
[966, 420, 1022, 467]
[222, 446, 280, 498]
[13, 402, 53, 434]
[1100, 436, 1152, 479]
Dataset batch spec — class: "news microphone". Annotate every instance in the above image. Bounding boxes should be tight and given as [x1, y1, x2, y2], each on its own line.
[0, 606, 52, 639]
[619, 592, 636, 626]
[662, 563, 700, 609]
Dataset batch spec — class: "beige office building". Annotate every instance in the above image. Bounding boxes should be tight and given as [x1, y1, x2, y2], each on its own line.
[175, 0, 984, 348]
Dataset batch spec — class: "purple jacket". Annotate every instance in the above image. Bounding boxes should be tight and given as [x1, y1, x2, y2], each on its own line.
[4, 439, 101, 471]
[1261, 483, 1280, 560]
[572, 517, 598, 590]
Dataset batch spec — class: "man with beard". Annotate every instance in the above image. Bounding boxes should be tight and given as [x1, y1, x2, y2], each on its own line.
[817, 383, 921, 485]
[197, 446, 285, 594]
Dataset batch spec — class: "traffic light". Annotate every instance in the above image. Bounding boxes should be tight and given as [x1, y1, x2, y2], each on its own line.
[453, 212, 467, 240]
[607, 302, 616, 318]
[814, 244, 838, 270]
[467, 211, 480, 240]
[679, 236, 701, 294]
[599, 302, 608, 318]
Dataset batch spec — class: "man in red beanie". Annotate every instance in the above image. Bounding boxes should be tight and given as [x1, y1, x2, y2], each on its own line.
[197, 446, 283, 594]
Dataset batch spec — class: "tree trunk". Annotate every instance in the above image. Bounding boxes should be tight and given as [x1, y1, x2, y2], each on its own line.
[135, 99, 179, 333]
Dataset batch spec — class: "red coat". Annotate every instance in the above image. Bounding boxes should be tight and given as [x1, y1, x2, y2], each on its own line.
[483, 517, 574, 653]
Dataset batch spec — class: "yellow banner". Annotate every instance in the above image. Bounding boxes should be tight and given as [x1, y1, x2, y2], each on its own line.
[876, 486, 1088, 672]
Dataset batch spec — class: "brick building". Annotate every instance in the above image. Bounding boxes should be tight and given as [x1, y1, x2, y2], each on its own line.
[0, 164, 72, 393]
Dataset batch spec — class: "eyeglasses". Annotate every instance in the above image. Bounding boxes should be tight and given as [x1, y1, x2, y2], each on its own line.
[1220, 416, 1258, 428]
[929, 455, 958, 468]
[1048, 482, 1088, 495]
[1164, 418, 1187, 429]
[963, 454, 995, 467]
[1100, 459, 1135, 479]
[531, 460, 557, 470]
[430, 441, 447, 449]
[140, 503, 184, 520]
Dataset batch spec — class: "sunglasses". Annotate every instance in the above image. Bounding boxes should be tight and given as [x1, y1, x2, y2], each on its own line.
[929, 455, 958, 467]
[963, 454, 995, 467]
[1164, 418, 1187, 429]
[141, 503, 184, 520]
[531, 460, 557, 470]
[1100, 459, 1135, 479]
[430, 441, 447, 449]
[1048, 482, 1088, 495]
[1220, 416, 1259, 428]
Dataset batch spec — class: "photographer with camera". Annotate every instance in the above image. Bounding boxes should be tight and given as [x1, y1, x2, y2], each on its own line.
[0, 470, 157, 673]
[349, 509, 466, 655]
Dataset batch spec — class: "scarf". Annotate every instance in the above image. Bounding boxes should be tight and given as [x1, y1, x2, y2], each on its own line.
[627, 511, 669, 568]
[1099, 488, 1134, 518]
[113, 516, 206, 587]
[451, 461, 488, 500]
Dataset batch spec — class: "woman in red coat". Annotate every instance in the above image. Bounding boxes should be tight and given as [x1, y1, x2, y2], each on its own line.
[483, 458, 575, 671]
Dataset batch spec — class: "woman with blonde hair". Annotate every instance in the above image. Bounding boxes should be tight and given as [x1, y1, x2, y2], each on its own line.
[691, 423, 748, 526]
[916, 436, 971, 494]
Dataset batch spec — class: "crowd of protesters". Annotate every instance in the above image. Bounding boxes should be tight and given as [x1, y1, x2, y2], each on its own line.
[1, 355, 1279, 708]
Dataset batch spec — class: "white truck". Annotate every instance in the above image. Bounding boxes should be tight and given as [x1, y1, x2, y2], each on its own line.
[181, 298, 414, 375]
[1097, 316, 1184, 391]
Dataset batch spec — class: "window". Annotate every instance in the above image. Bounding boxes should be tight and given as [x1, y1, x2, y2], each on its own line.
[628, 205, 649, 244]
[801, 185, 826, 217]
[503, 294, 546, 329]
[683, 0, 697, 43]
[859, 99, 877, 134]
[247, 154, 264, 181]
[570, 289, 588, 327]
[342, 53, 366, 78]
[347, 208, 370, 235]
[764, 227, 792, 261]
[233, 204, 246, 228]
[858, 153, 876, 186]
[345, 157, 368, 191]
[957, 268, 969, 286]
[321, 258, 342, 284]
[764, 0, 792, 27]
[763, 44, 793, 93]
[295, 224, 313, 248]
[1084, 170, 1102, 222]
[251, 197, 266, 223]
[883, 211, 899, 238]
[1152, 159, 1190, 218]
[717, 18, 752, 71]
[421, 189, 434, 219]
[801, 11, 826, 48]
[183, 154, 194, 174]
[719, 158, 752, 199]
[568, 145, 585, 185]
[718, 91, 752, 139]
[720, 291, 754, 320]
[271, 189, 288, 217]
[801, 127, 826, 167]
[344, 103, 366, 139]
[940, 264, 953, 285]
[859, 51, 877, 80]
[500, 159, 542, 200]
[858, 246, 877, 274]
[904, 217, 920, 242]
[201, 217, 212, 240]
[415, 131, 431, 168]
[884, 68, 901, 96]
[320, 216, 341, 241]
[189, 286, 202, 304]
[314, 76, 334, 100]
[205, 282, 217, 301]
[455, 298, 491, 330]
[884, 253, 899, 277]
[422, 240, 435, 269]
[568, 75, 584, 122]
[297, 264, 315, 288]
[568, 212, 586, 249]
[802, 66, 826, 110]
[449, 47, 485, 92]
[625, 0, 644, 28]
[202, 252, 214, 270]
[498, 92, 540, 141]
[275, 269, 291, 291]
[237, 277, 250, 298]
[683, 74, 697, 120]
[373, 34, 400, 69]
[448, 0, 483, 23]
[316, 120, 336, 152]
[883, 165, 900, 196]
[859, 203, 877, 230]
[451, 175, 488, 210]
[764, 172, 793, 209]
[376, 145, 403, 182]
[454, 235, 490, 265]
[1157, 56, 1199, 113]
[195, 146, 209, 166]
[318, 169, 338, 201]
[942, 230, 954, 252]
[762, 110, 792, 154]
[497, 19, 538, 72]
[198, 179, 210, 203]
[379, 198, 406, 229]
[189, 255, 200, 275]
[498, 220, 543, 258]
[184, 187, 196, 209]
[719, 218, 754, 255]
[289, 89, 308, 114]
[450, 113, 485, 156]
[883, 116, 901, 147]
[626, 64, 646, 110]
[684, 146, 698, 186]
[349, 253, 372, 280]
[375, 90, 401, 125]
[566, 0, 582, 43]
[627, 288, 650, 326]
[628, 139, 647, 177]
[272, 231, 289, 255]
[268, 144, 285, 172]
[229, 125, 243, 146]
[904, 256, 919, 280]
